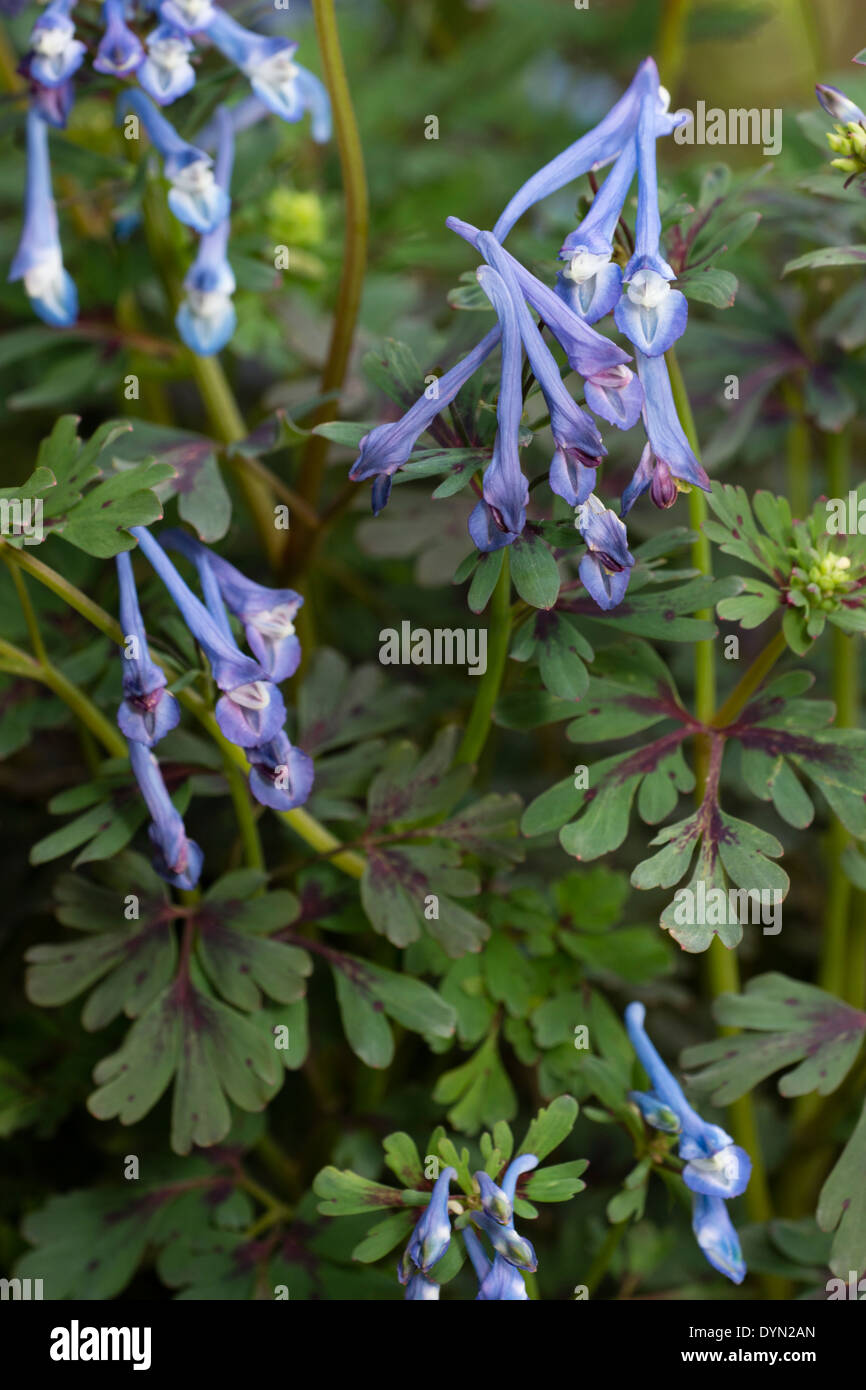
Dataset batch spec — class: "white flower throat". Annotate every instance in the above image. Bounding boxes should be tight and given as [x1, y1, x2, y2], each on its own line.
[627, 268, 671, 309]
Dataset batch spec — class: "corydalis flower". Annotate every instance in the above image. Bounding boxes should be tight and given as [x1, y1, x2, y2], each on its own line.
[621, 352, 710, 515]
[160, 527, 303, 681]
[139, 22, 196, 106]
[692, 1193, 747, 1285]
[577, 493, 634, 610]
[816, 83, 866, 125]
[175, 107, 236, 356]
[118, 92, 229, 233]
[129, 525, 286, 749]
[160, 0, 216, 34]
[624, 1002, 751, 1200]
[614, 64, 688, 357]
[246, 731, 313, 813]
[467, 264, 529, 553]
[116, 551, 180, 747]
[27, 0, 86, 88]
[204, 9, 331, 138]
[94, 0, 145, 77]
[477, 230, 605, 508]
[349, 326, 501, 515]
[463, 1228, 529, 1301]
[9, 108, 77, 327]
[399, 1165, 456, 1289]
[128, 741, 203, 890]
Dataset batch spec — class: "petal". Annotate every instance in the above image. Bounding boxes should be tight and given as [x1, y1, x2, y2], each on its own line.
[584, 365, 643, 429]
[549, 446, 598, 507]
[578, 552, 630, 609]
[555, 263, 623, 324]
[215, 681, 287, 748]
[614, 285, 688, 356]
[683, 1144, 752, 1199]
[248, 738, 314, 811]
[691, 1194, 747, 1284]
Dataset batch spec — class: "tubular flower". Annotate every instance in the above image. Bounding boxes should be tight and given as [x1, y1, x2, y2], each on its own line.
[477, 230, 605, 508]
[128, 525, 289, 752]
[138, 22, 196, 106]
[467, 265, 529, 553]
[128, 741, 203, 890]
[463, 1228, 529, 1301]
[203, 8, 331, 137]
[614, 65, 688, 357]
[27, 0, 86, 88]
[624, 1003, 752, 1200]
[398, 1166, 456, 1296]
[175, 107, 236, 356]
[556, 140, 634, 323]
[94, 0, 145, 77]
[349, 326, 502, 515]
[160, 527, 303, 681]
[691, 1194, 747, 1285]
[159, 0, 216, 34]
[118, 91, 229, 233]
[24, 73, 74, 128]
[246, 731, 314, 814]
[621, 351, 710, 515]
[115, 551, 180, 747]
[9, 107, 78, 327]
[577, 493, 634, 610]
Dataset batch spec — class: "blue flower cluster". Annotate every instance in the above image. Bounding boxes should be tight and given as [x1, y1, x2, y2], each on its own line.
[116, 526, 312, 890]
[398, 1155, 539, 1300]
[625, 1002, 751, 1284]
[350, 58, 711, 611]
[9, 0, 330, 353]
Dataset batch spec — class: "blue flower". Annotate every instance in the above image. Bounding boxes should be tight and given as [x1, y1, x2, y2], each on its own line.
[447, 216, 631, 382]
[463, 1228, 529, 1301]
[577, 493, 634, 610]
[118, 92, 230, 233]
[401, 1165, 456, 1277]
[470, 1211, 537, 1271]
[116, 551, 180, 747]
[492, 59, 655, 243]
[474, 1171, 512, 1225]
[467, 265, 529, 553]
[816, 84, 866, 124]
[624, 1002, 751, 1200]
[500, 1152, 539, 1201]
[246, 730, 314, 813]
[94, 0, 145, 77]
[349, 326, 501, 514]
[9, 108, 78, 327]
[27, 0, 86, 88]
[160, 526, 303, 682]
[621, 351, 710, 515]
[21, 69, 74, 129]
[175, 108, 236, 356]
[477, 230, 605, 509]
[159, 0, 216, 34]
[555, 139, 631, 324]
[404, 1272, 440, 1300]
[128, 740, 203, 890]
[692, 1193, 747, 1285]
[614, 66, 688, 357]
[138, 23, 196, 106]
[203, 9, 331, 137]
[128, 526, 287, 750]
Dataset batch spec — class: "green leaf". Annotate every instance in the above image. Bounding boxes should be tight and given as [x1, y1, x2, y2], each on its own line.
[433, 1032, 517, 1134]
[383, 1132, 425, 1188]
[352, 1211, 416, 1263]
[313, 1167, 414, 1217]
[524, 1159, 588, 1203]
[680, 267, 738, 308]
[682, 973, 866, 1102]
[467, 550, 504, 614]
[783, 245, 866, 275]
[518, 1095, 579, 1161]
[818, 1099, 866, 1278]
[509, 532, 560, 610]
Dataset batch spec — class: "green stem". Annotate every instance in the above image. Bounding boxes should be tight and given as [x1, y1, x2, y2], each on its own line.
[0, 636, 126, 758]
[456, 553, 511, 766]
[666, 351, 778, 1250]
[582, 1220, 628, 1297]
[294, 0, 369, 514]
[221, 750, 265, 872]
[781, 381, 810, 518]
[5, 556, 48, 664]
[0, 541, 365, 878]
[820, 430, 859, 999]
[711, 627, 787, 728]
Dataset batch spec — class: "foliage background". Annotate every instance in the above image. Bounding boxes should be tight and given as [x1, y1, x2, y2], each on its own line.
[0, 0, 864, 1301]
